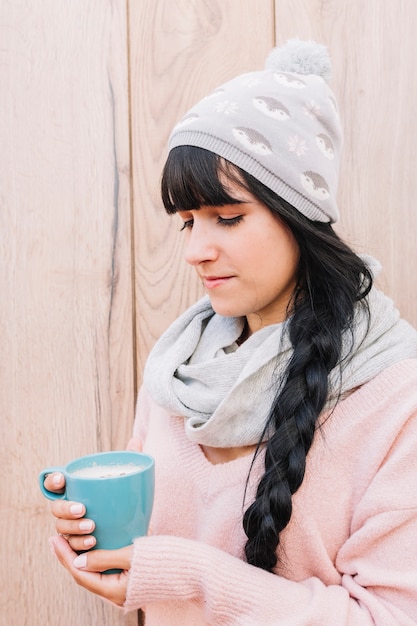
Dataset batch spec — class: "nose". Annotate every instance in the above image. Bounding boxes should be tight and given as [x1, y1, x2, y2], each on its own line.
[183, 221, 218, 266]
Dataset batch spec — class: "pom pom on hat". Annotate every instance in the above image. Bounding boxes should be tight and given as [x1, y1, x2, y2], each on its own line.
[265, 38, 332, 82]
[169, 39, 343, 223]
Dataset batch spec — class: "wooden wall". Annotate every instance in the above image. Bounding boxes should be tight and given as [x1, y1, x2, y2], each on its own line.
[1, 1, 416, 624]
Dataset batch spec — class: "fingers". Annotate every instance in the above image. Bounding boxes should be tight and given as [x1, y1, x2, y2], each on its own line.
[55, 517, 94, 535]
[72, 544, 133, 573]
[51, 500, 96, 551]
[51, 500, 86, 519]
[56, 519, 96, 552]
[44, 471, 65, 494]
[45, 478, 97, 552]
[49, 536, 129, 607]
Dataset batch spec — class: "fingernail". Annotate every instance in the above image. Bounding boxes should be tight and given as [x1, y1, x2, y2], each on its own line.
[84, 537, 95, 548]
[70, 503, 83, 515]
[53, 473, 63, 486]
[79, 520, 94, 531]
[73, 554, 87, 569]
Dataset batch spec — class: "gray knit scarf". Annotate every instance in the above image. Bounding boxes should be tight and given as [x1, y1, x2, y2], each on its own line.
[144, 276, 417, 447]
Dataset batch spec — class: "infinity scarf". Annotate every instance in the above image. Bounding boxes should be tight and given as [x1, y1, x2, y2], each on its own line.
[144, 277, 417, 447]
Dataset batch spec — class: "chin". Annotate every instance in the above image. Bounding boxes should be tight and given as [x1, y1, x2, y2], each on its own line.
[208, 298, 245, 319]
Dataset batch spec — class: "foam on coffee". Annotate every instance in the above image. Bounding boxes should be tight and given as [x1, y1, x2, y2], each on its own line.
[72, 463, 142, 478]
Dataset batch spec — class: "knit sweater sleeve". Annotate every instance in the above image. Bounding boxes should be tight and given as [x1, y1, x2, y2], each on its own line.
[124, 507, 416, 625]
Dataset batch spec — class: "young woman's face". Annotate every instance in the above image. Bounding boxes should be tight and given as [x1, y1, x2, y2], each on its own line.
[177, 179, 300, 335]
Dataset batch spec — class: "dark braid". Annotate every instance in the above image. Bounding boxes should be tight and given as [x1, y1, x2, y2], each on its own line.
[161, 146, 373, 573]
[241, 176, 372, 572]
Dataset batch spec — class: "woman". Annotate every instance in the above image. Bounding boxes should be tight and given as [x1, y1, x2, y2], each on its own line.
[46, 40, 417, 624]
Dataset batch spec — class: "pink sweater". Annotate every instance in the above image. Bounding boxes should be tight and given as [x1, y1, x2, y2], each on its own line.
[124, 359, 417, 624]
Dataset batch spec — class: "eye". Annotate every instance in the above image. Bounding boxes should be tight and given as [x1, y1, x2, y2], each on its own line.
[217, 215, 243, 227]
[179, 219, 194, 231]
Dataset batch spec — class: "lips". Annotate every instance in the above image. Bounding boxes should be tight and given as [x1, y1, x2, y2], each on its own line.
[201, 276, 233, 289]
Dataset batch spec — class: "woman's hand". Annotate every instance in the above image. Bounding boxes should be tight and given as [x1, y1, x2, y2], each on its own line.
[49, 535, 133, 607]
[44, 472, 96, 551]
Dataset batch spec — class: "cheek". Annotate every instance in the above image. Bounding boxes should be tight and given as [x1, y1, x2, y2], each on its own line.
[261, 233, 299, 289]
[281, 238, 300, 278]
[266, 225, 299, 265]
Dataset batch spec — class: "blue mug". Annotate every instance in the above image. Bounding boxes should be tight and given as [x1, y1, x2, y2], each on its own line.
[39, 450, 154, 571]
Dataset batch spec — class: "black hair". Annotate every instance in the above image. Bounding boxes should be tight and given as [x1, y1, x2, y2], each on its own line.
[161, 146, 373, 572]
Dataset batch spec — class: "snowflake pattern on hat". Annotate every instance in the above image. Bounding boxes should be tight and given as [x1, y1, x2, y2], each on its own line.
[288, 135, 309, 156]
[215, 100, 238, 115]
[304, 100, 321, 119]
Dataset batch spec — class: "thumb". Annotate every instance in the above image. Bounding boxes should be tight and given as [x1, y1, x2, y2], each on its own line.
[73, 545, 133, 573]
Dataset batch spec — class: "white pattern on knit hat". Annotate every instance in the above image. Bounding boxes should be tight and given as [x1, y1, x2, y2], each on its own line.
[169, 39, 343, 223]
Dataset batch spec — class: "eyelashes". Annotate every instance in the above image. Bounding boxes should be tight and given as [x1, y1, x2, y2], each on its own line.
[217, 215, 244, 227]
[180, 219, 193, 231]
[180, 215, 243, 231]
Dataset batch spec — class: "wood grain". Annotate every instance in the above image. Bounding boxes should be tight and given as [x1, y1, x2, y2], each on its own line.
[0, 1, 136, 624]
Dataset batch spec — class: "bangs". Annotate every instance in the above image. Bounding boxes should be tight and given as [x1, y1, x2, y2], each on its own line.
[161, 146, 246, 214]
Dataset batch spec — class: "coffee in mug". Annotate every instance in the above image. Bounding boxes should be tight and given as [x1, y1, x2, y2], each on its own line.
[72, 463, 144, 478]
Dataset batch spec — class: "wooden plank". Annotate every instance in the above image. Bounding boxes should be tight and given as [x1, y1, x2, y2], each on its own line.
[0, 1, 136, 624]
[128, 0, 275, 380]
[274, 0, 417, 326]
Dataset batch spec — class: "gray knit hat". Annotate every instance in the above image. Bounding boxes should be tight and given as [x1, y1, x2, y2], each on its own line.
[169, 39, 343, 223]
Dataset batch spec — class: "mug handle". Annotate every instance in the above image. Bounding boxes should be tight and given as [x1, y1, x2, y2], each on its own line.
[39, 466, 67, 500]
